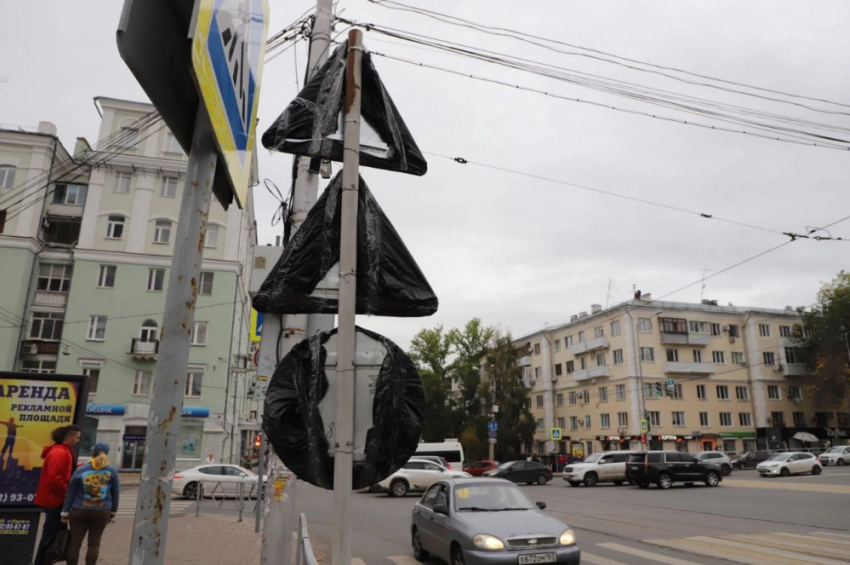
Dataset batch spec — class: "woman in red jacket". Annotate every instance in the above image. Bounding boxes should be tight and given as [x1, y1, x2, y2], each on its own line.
[34, 424, 82, 565]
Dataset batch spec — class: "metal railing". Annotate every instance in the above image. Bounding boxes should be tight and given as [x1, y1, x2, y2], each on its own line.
[192, 480, 263, 522]
[296, 513, 319, 565]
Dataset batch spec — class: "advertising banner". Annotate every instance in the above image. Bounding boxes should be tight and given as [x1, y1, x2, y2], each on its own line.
[0, 373, 87, 508]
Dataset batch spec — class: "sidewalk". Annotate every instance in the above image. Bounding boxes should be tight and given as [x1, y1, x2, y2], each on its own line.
[94, 514, 329, 565]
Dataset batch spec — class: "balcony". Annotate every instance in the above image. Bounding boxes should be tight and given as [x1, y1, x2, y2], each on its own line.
[21, 340, 60, 357]
[33, 291, 68, 308]
[129, 338, 159, 360]
[518, 355, 531, 367]
[572, 365, 611, 382]
[660, 332, 712, 346]
[569, 336, 609, 355]
[776, 363, 807, 377]
[664, 361, 716, 375]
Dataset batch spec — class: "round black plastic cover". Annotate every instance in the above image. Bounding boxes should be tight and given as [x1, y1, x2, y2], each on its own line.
[263, 326, 426, 490]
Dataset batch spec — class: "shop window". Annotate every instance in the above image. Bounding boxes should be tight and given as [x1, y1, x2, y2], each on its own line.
[179, 420, 204, 459]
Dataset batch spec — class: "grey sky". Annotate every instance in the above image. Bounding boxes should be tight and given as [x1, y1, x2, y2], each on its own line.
[3, 1, 848, 350]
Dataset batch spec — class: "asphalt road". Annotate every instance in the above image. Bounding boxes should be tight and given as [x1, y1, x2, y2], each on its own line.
[293, 466, 850, 565]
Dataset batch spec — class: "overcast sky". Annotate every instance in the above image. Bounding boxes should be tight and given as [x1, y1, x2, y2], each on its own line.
[3, 1, 849, 350]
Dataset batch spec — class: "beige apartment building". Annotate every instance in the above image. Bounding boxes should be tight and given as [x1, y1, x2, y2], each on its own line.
[517, 294, 850, 458]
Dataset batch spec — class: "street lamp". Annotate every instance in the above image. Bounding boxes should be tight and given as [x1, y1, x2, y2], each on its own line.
[624, 307, 663, 450]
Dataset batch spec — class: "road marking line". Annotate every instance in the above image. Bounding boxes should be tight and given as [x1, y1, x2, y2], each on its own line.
[810, 532, 850, 541]
[598, 542, 699, 565]
[646, 538, 795, 565]
[687, 536, 847, 565]
[724, 534, 850, 559]
[721, 479, 850, 495]
[581, 552, 630, 565]
[772, 533, 850, 549]
[387, 555, 422, 565]
[351, 558, 368, 565]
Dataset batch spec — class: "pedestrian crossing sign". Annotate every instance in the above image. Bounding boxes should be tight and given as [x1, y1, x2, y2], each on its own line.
[192, 0, 269, 208]
[551, 428, 562, 441]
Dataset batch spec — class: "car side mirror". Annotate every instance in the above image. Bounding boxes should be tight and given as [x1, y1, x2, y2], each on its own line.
[536, 501, 546, 510]
[433, 504, 449, 516]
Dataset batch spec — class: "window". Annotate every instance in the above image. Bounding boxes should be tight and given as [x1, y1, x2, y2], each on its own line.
[693, 350, 702, 363]
[672, 412, 686, 426]
[565, 361, 574, 374]
[0, 209, 6, 233]
[712, 351, 725, 364]
[582, 390, 590, 403]
[190, 321, 208, 346]
[735, 386, 749, 401]
[165, 132, 182, 153]
[617, 412, 628, 427]
[719, 412, 732, 427]
[784, 347, 800, 364]
[565, 335, 573, 347]
[763, 352, 775, 366]
[534, 367, 542, 379]
[556, 393, 564, 407]
[536, 395, 543, 408]
[648, 411, 661, 426]
[568, 392, 577, 406]
[596, 353, 606, 366]
[0, 166, 17, 188]
[554, 363, 563, 376]
[554, 339, 561, 352]
[710, 323, 722, 336]
[788, 386, 802, 400]
[96, 265, 116, 289]
[759, 324, 771, 337]
[768, 385, 780, 400]
[779, 325, 792, 337]
[599, 387, 608, 403]
[199, 270, 214, 294]
[536, 419, 544, 431]
[147, 268, 165, 291]
[637, 318, 652, 333]
[689, 321, 710, 334]
[578, 331, 585, 343]
[580, 357, 587, 370]
[205, 224, 220, 248]
[611, 320, 621, 336]
[672, 384, 683, 399]
[30, 312, 64, 340]
[660, 317, 688, 334]
[154, 220, 172, 244]
[594, 326, 604, 338]
[534, 343, 540, 355]
[716, 385, 729, 400]
[20, 360, 57, 374]
[601, 414, 610, 428]
[37, 264, 71, 292]
[115, 172, 132, 193]
[793, 411, 806, 426]
[640, 347, 654, 362]
[557, 417, 566, 429]
[615, 384, 626, 401]
[52, 183, 87, 206]
[87, 316, 107, 340]
[106, 215, 125, 239]
[119, 126, 139, 147]
[666, 348, 679, 362]
[728, 324, 740, 337]
[699, 412, 710, 427]
[81, 368, 100, 397]
[770, 411, 785, 427]
[162, 177, 178, 197]
[731, 352, 745, 365]
[697, 384, 706, 400]
[131, 370, 153, 396]
[739, 413, 752, 427]
[584, 415, 591, 429]
[569, 417, 578, 431]
[186, 369, 204, 398]
[613, 349, 623, 364]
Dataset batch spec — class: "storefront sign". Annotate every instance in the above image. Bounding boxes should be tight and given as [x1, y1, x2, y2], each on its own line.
[0, 510, 40, 564]
[181, 406, 210, 418]
[720, 431, 756, 438]
[826, 428, 848, 438]
[85, 404, 126, 416]
[123, 434, 146, 441]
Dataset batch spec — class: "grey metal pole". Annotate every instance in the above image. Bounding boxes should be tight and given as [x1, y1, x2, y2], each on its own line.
[129, 105, 216, 565]
[332, 28, 363, 565]
[255, 432, 265, 532]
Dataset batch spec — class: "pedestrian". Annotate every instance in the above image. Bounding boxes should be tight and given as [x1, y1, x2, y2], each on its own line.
[61, 442, 119, 565]
[34, 424, 81, 565]
[558, 454, 566, 472]
[204, 452, 215, 464]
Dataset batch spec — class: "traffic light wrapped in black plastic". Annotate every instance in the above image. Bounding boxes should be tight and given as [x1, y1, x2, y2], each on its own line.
[262, 326, 426, 490]
[252, 171, 438, 317]
[261, 40, 427, 176]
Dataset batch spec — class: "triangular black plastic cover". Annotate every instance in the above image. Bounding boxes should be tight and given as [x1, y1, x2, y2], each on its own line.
[253, 171, 438, 316]
[261, 40, 428, 176]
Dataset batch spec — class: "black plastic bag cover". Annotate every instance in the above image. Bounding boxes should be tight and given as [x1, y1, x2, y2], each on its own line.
[252, 171, 438, 317]
[263, 326, 426, 490]
[262, 40, 427, 176]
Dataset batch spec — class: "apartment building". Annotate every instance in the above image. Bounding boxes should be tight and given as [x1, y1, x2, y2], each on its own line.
[517, 294, 849, 457]
[0, 97, 259, 470]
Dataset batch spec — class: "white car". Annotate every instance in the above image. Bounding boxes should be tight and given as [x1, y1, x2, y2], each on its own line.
[693, 451, 733, 476]
[757, 452, 822, 477]
[820, 446, 850, 466]
[379, 457, 470, 497]
[172, 464, 268, 499]
[563, 451, 631, 487]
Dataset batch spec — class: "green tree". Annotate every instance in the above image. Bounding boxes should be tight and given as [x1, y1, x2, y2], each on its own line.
[447, 319, 495, 420]
[794, 271, 850, 414]
[409, 326, 456, 442]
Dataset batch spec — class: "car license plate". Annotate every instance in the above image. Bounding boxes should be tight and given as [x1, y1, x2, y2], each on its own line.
[519, 553, 556, 564]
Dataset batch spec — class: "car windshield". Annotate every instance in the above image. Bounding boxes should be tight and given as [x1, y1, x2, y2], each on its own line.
[583, 453, 602, 464]
[497, 461, 517, 469]
[826, 447, 843, 453]
[767, 453, 794, 462]
[454, 484, 536, 512]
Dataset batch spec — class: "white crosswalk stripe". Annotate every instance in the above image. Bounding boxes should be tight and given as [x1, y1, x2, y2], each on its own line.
[598, 542, 701, 565]
[113, 494, 194, 518]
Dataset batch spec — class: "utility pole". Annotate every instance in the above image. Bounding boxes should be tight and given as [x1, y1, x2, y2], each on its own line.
[332, 28, 363, 565]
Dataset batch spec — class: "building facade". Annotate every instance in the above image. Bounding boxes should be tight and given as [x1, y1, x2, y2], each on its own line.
[518, 295, 850, 458]
[0, 97, 259, 470]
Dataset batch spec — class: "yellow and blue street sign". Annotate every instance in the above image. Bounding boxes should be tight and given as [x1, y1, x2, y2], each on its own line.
[192, 0, 269, 208]
[250, 309, 264, 342]
[551, 428, 562, 441]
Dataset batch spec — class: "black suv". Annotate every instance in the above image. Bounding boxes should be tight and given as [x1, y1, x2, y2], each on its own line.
[731, 451, 771, 470]
[626, 451, 723, 489]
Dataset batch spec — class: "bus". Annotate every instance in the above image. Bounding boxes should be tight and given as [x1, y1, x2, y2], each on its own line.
[415, 440, 465, 469]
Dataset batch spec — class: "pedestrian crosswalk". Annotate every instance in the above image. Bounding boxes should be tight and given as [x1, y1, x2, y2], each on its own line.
[113, 493, 195, 518]
[381, 530, 850, 565]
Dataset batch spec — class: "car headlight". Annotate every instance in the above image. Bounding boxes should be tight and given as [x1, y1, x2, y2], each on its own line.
[559, 529, 576, 546]
[473, 534, 505, 550]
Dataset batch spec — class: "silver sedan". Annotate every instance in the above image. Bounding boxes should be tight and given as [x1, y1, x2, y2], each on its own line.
[410, 478, 580, 565]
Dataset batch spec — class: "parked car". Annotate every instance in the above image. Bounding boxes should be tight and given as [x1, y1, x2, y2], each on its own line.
[416, 455, 452, 470]
[626, 451, 723, 489]
[819, 446, 850, 466]
[463, 460, 500, 477]
[483, 461, 553, 485]
[410, 478, 581, 565]
[731, 450, 771, 470]
[172, 464, 267, 499]
[757, 452, 822, 477]
[562, 451, 631, 487]
[693, 451, 733, 476]
[379, 457, 471, 497]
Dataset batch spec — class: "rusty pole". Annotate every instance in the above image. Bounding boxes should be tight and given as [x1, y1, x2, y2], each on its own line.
[129, 105, 217, 565]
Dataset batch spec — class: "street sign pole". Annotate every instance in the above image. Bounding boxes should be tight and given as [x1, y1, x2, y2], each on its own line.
[130, 106, 217, 565]
[332, 29, 364, 565]
[255, 432, 266, 533]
